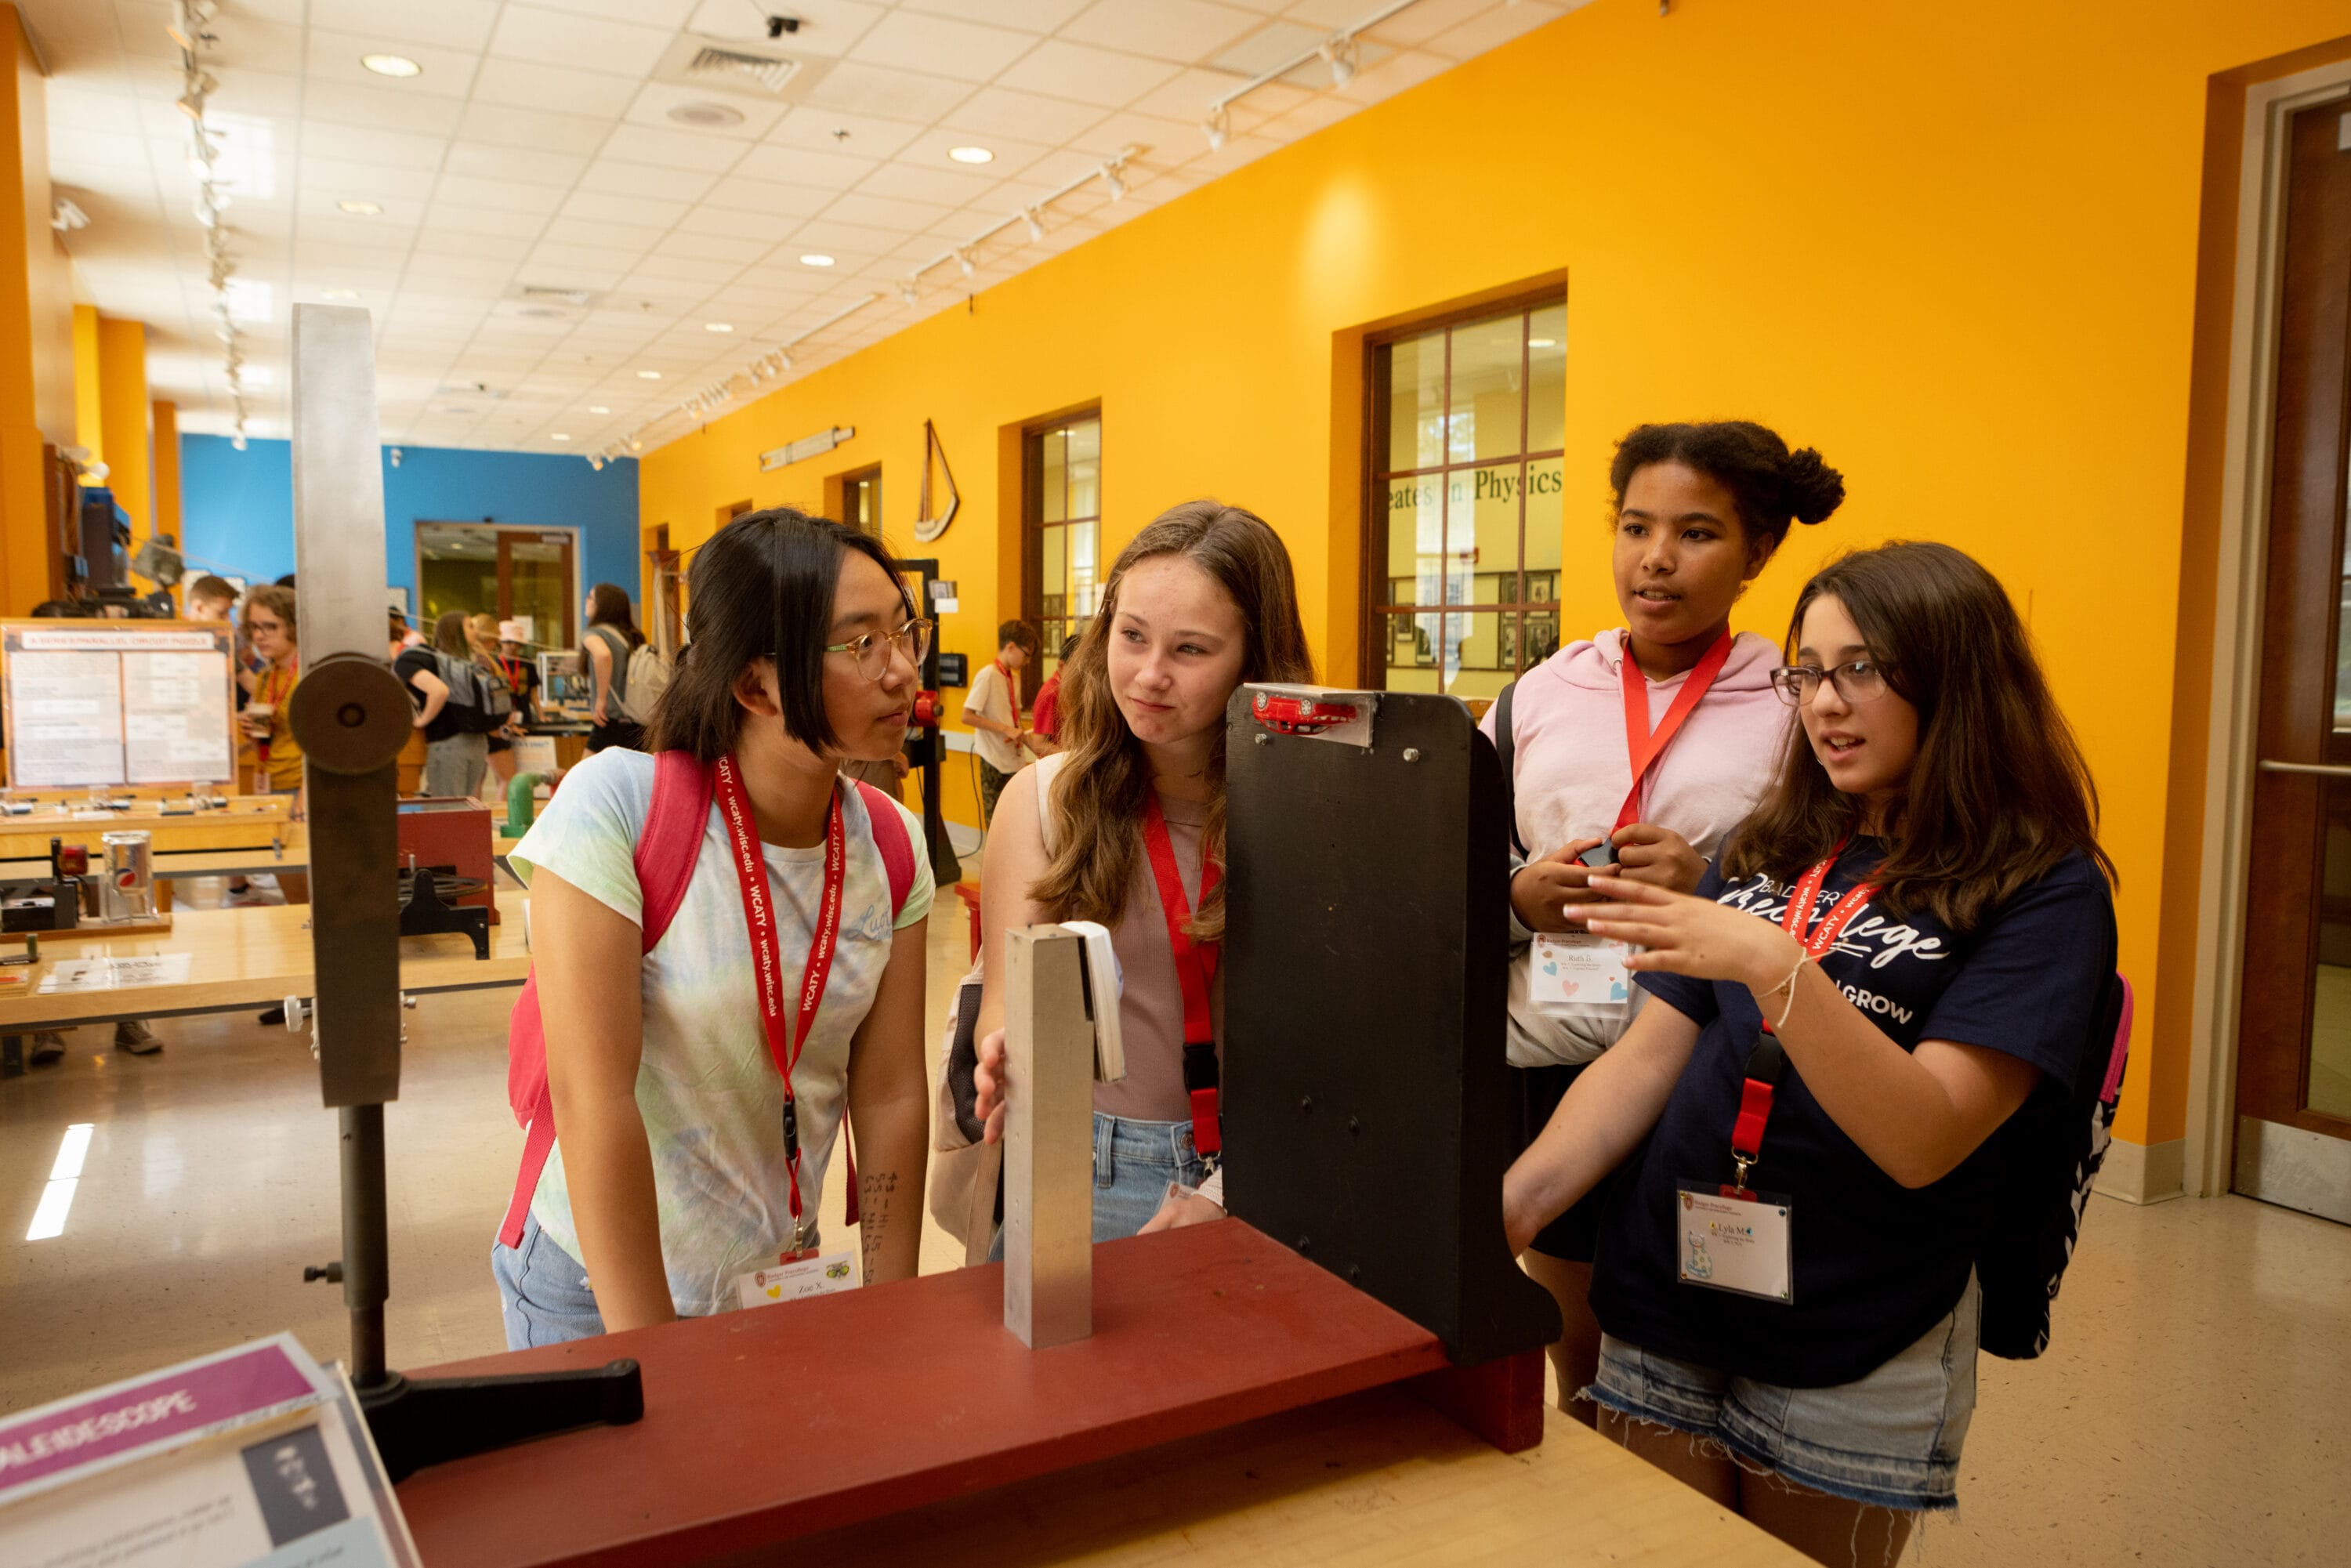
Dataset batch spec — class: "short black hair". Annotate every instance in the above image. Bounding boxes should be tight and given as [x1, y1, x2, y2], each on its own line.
[647, 508, 911, 762]
[1610, 422, 1845, 550]
[998, 620, 1038, 653]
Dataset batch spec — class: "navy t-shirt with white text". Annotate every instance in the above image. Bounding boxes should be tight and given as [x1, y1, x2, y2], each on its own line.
[1590, 840, 2114, 1387]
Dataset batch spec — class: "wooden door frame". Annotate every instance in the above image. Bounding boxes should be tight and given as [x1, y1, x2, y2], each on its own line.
[2183, 58, 2351, 1206]
[413, 521, 582, 650]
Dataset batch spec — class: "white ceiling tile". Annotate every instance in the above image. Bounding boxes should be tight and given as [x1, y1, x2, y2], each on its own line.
[853, 161, 997, 207]
[1332, 47, 1454, 104]
[456, 102, 618, 154]
[412, 231, 534, 262]
[1126, 66, 1306, 123]
[654, 231, 773, 264]
[306, 29, 481, 100]
[298, 122, 451, 173]
[994, 41, 1181, 108]
[529, 0, 702, 25]
[299, 79, 469, 136]
[424, 200, 556, 239]
[673, 203, 810, 241]
[679, 0, 888, 57]
[1061, 111, 1199, 163]
[800, 60, 974, 124]
[764, 106, 928, 161]
[821, 191, 957, 232]
[599, 124, 748, 173]
[198, 66, 308, 120]
[541, 216, 671, 252]
[577, 160, 718, 203]
[488, 5, 672, 78]
[1060, 1, 1264, 64]
[1423, 1, 1570, 60]
[846, 12, 1038, 83]
[472, 60, 643, 121]
[559, 190, 692, 227]
[305, 0, 500, 53]
[632, 253, 744, 285]
[897, 0, 1092, 30]
[729, 144, 876, 191]
[435, 173, 568, 215]
[622, 81, 789, 142]
[443, 143, 590, 187]
[295, 158, 441, 201]
[777, 218, 900, 258]
[938, 86, 1110, 147]
[894, 126, 1059, 183]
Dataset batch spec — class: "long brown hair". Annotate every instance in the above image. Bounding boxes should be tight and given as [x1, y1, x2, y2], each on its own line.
[1725, 541, 2114, 930]
[1030, 501, 1313, 942]
[586, 582, 644, 649]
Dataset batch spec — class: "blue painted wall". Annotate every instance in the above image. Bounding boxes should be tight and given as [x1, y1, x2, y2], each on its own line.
[178, 435, 639, 615]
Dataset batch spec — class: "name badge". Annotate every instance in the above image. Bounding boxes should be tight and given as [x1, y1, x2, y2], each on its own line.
[1674, 1184, 1793, 1303]
[734, 1250, 858, 1310]
[1530, 932, 1634, 1019]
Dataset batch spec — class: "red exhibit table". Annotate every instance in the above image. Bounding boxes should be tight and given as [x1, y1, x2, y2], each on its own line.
[398, 1221, 1536, 1568]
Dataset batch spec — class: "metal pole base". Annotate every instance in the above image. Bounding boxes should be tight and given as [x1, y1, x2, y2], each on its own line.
[357, 1360, 645, 1483]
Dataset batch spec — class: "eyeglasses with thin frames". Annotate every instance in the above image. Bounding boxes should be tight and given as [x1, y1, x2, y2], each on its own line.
[822, 617, 933, 682]
[1770, 658, 1890, 707]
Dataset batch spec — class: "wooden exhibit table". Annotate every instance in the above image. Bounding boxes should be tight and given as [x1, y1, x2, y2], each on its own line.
[396, 1222, 1797, 1568]
[0, 798, 296, 860]
[0, 887, 529, 1040]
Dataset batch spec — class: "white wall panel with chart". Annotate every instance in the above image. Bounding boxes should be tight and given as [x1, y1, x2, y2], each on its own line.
[0, 622, 240, 791]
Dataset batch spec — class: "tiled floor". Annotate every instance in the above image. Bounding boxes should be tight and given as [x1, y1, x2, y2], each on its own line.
[3, 900, 2348, 1565]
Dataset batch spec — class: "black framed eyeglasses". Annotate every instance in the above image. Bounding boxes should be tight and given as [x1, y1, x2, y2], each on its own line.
[1770, 658, 1890, 707]
[822, 617, 933, 681]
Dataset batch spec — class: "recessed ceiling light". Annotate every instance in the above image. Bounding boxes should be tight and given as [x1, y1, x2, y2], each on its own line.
[338, 199, 382, 215]
[321, 288, 359, 300]
[705, 321, 734, 333]
[636, 370, 663, 379]
[360, 54, 421, 78]
[799, 253, 835, 268]
[550, 433, 571, 441]
[948, 146, 994, 165]
[589, 405, 610, 414]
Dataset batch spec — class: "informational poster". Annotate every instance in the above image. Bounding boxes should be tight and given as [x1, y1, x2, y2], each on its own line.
[2, 623, 239, 790]
[38, 954, 196, 994]
[0, 1334, 419, 1568]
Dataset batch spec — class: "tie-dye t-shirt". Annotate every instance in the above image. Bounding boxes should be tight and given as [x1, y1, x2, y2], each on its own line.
[509, 748, 934, 1316]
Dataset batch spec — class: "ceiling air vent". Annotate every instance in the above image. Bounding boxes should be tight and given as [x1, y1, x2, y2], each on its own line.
[650, 34, 814, 102]
[519, 285, 595, 308]
[668, 100, 746, 129]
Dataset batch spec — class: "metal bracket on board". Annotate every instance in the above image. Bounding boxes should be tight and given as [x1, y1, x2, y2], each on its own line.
[1245, 684, 1378, 748]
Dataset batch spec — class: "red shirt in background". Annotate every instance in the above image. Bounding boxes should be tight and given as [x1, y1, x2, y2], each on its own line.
[1030, 672, 1063, 738]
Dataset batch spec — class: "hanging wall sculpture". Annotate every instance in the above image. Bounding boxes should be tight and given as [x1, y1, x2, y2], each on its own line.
[915, 419, 959, 543]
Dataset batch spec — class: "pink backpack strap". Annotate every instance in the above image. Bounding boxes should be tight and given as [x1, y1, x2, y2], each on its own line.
[853, 780, 916, 917]
[498, 751, 714, 1249]
[2099, 973, 2133, 1105]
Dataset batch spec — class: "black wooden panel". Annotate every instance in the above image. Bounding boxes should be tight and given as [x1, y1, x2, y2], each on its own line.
[1223, 688, 1561, 1366]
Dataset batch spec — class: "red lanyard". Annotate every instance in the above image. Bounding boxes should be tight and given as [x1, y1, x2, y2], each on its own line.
[1141, 795, 1225, 1157]
[1616, 630, 1733, 831]
[1729, 840, 1878, 1191]
[713, 755, 846, 1259]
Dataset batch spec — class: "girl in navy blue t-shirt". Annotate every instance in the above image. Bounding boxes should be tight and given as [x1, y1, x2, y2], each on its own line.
[1503, 541, 2115, 1564]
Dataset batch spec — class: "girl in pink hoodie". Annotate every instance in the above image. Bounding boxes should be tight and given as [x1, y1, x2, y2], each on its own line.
[1482, 421, 1845, 1422]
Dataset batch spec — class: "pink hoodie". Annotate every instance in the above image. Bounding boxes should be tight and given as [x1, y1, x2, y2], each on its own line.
[1481, 628, 1791, 1065]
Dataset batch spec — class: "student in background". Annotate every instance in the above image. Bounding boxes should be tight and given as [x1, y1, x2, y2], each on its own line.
[962, 621, 1035, 826]
[498, 509, 933, 1344]
[582, 584, 649, 754]
[400, 612, 487, 799]
[1023, 635, 1081, 759]
[496, 621, 541, 726]
[1505, 541, 2117, 1563]
[186, 575, 237, 621]
[966, 503, 1313, 1242]
[1487, 422, 1844, 1423]
[470, 613, 521, 788]
[238, 585, 306, 808]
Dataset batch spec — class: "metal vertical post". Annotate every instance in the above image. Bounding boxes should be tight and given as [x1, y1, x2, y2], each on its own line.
[1002, 925, 1095, 1349]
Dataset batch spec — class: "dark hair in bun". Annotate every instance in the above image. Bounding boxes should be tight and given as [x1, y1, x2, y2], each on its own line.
[1609, 421, 1845, 549]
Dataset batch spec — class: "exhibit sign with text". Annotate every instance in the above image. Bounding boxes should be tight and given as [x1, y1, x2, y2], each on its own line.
[0, 1334, 418, 1568]
[1, 622, 239, 791]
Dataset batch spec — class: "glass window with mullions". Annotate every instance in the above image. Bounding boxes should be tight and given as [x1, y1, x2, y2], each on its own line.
[1370, 302, 1566, 699]
[1027, 415, 1101, 692]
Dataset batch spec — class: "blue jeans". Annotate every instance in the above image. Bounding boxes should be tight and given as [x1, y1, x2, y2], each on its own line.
[1587, 1272, 1982, 1512]
[990, 1113, 1206, 1259]
[491, 1213, 607, 1349]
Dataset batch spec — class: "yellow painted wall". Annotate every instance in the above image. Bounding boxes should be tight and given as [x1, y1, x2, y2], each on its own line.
[152, 397, 179, 540]
[71, 299, 95, 458]
[639, 0, 2351, 1150]
[96, 316, 150, 551]
[0, 2, 74, 613]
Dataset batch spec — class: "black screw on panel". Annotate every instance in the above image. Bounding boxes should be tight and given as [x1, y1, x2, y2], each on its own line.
[1348, 1116, 1361, 1135]
[1299, 1095, 1313, 1113]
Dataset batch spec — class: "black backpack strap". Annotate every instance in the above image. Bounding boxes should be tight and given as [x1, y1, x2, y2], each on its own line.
[1495, 679, 1529, 859]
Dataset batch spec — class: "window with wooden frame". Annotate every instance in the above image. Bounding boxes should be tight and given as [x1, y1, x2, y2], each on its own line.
[1021, 412, 1101, 699]
[1365, 299, 1567, 698]
[838, 465, 881, 535]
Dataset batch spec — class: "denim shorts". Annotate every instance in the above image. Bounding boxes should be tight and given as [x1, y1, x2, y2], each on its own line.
[491, 1213, 607, 1349]
[1586, 1273, 1980, 1512]
[989, 1112, 1206, 1259]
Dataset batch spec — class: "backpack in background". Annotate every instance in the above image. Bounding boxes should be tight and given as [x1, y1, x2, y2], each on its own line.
[623, 642, 671, 725]
[1977, 968, 2132, 1360]
[434, 651, 513, 735]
